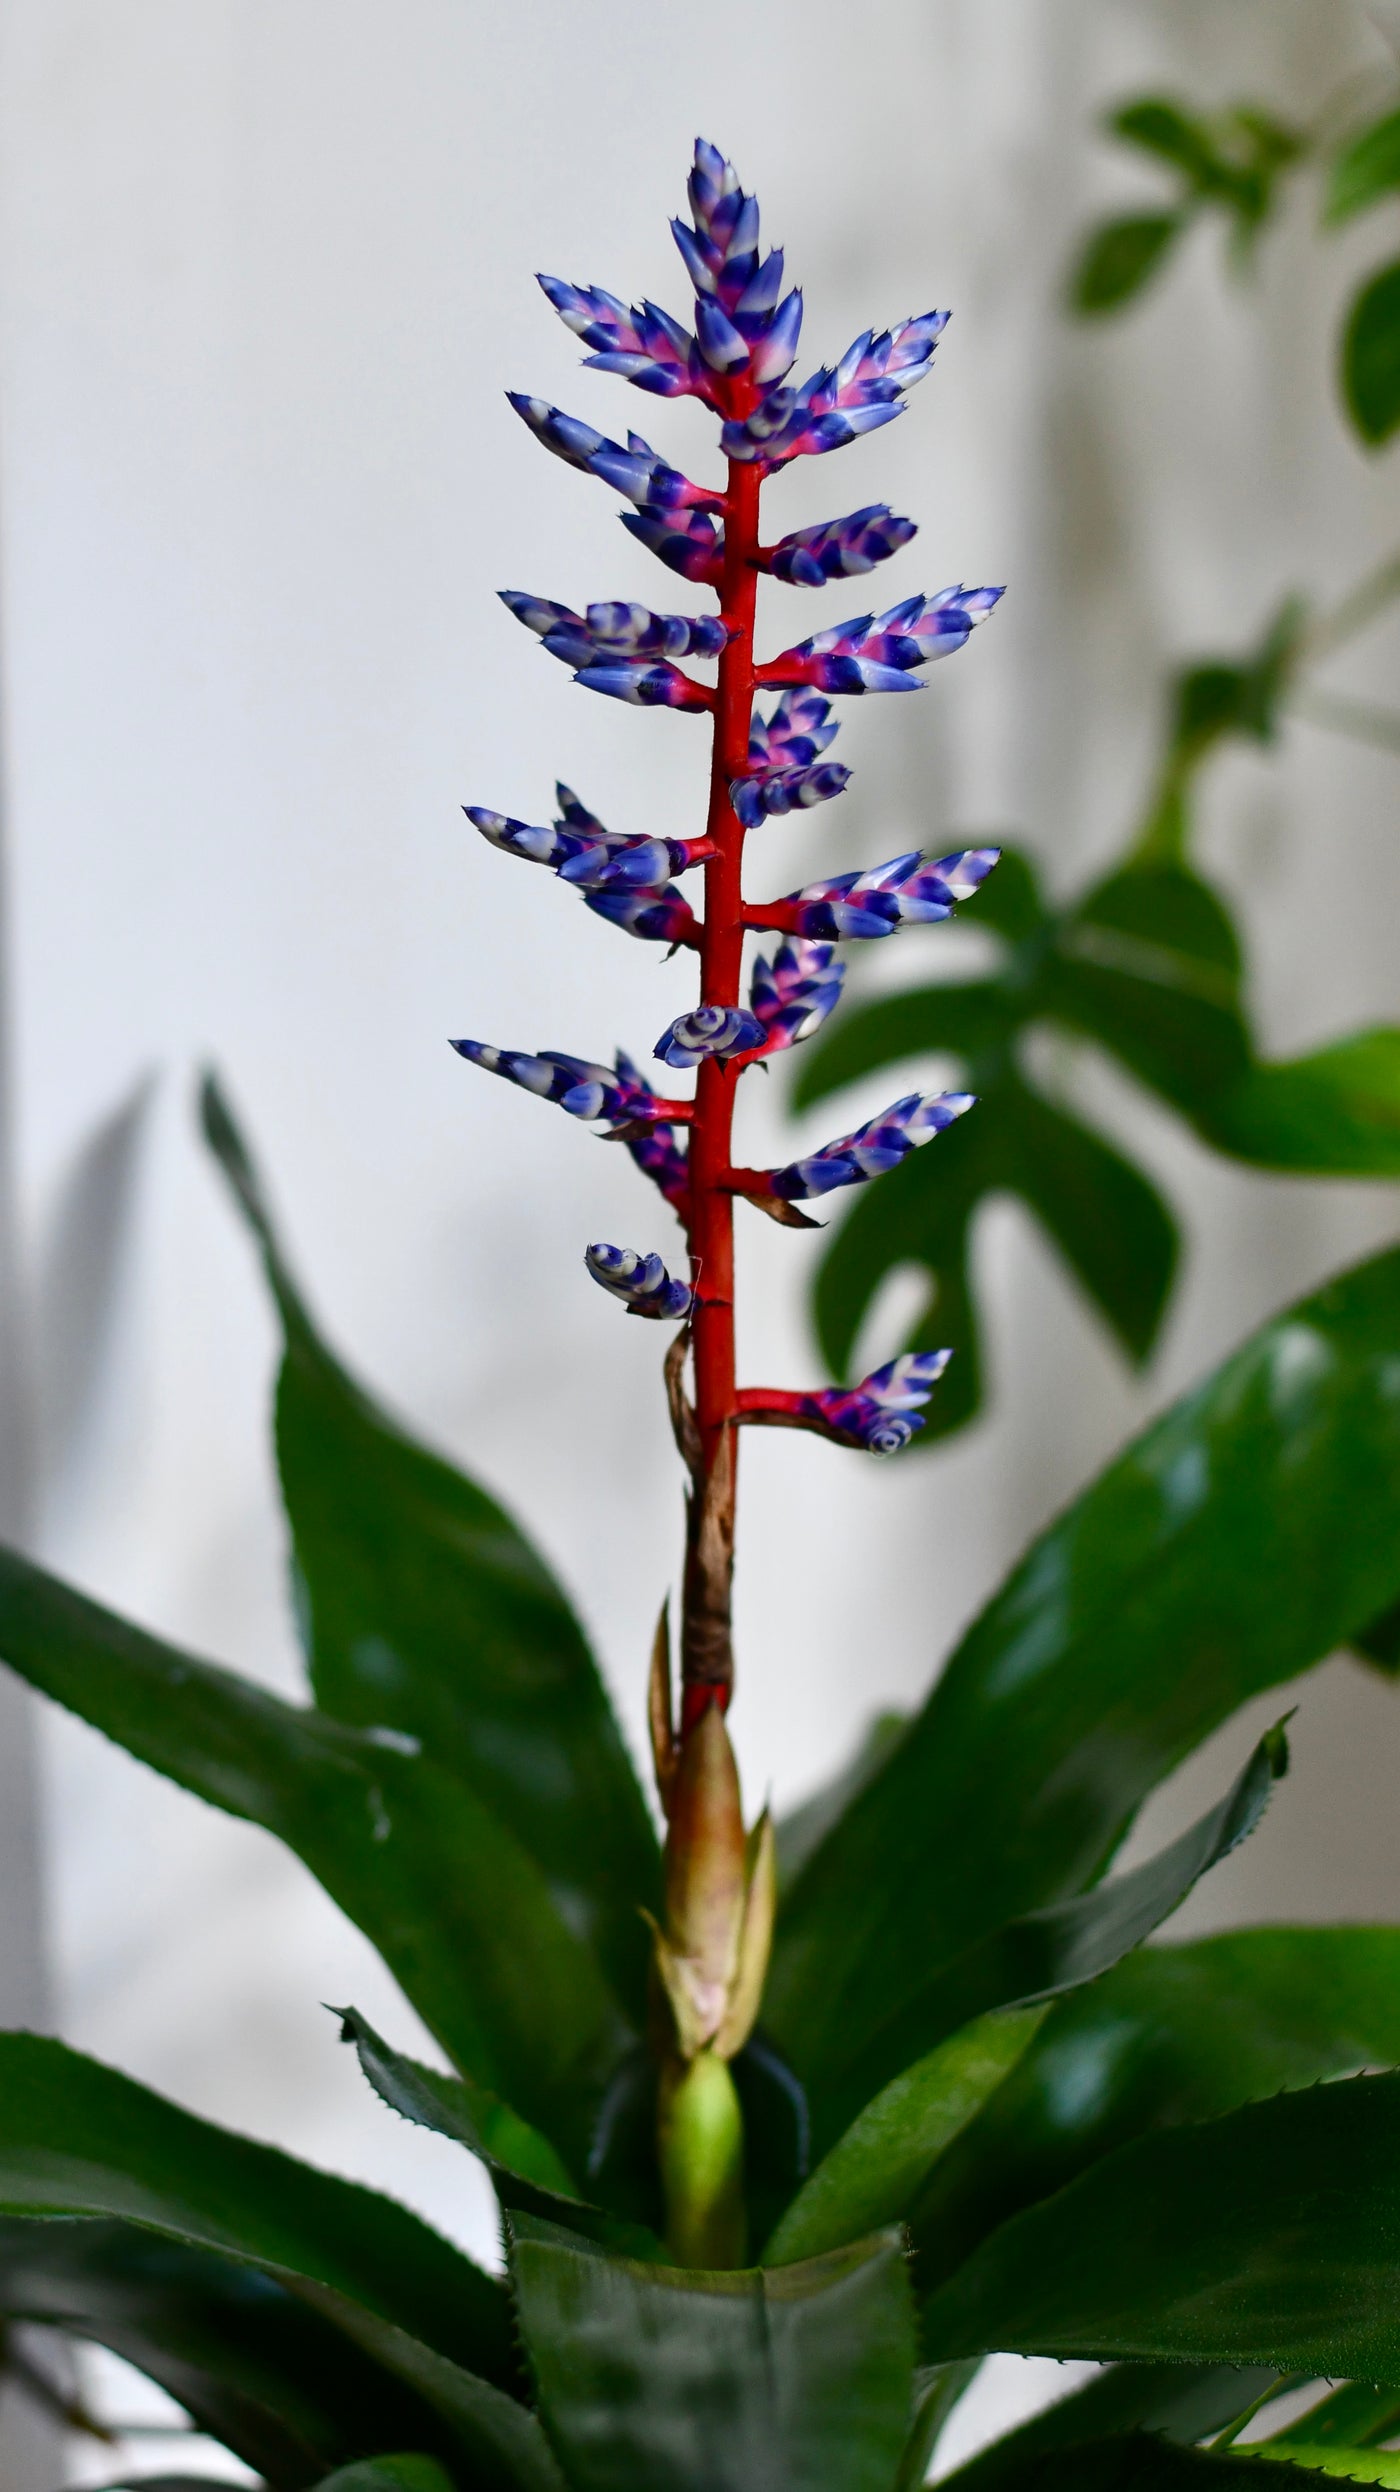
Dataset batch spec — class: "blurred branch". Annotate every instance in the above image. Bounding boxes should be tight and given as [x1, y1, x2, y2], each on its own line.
[1305, 545, 1400, 658]
[1291, 685, 1400, 752]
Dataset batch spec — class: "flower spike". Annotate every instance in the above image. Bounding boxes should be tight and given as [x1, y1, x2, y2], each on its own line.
[451, 1040, 687, 1131]
[536, 276, 714, 403]
[657, 1007, 765, 1070]
[738, 1350, 952, 1454]
[752, 846, 1001, 941]
[671, 142, 804, 389]
[721, 314, 949, 467]
[761, 505, 918, 587]
[508, 395, 723, 511]
[748, 1090, 975, 1202]
[761, 586, 1005, 694]
[748, 940, 845, 1053]
[586, 1242, 693, 1320]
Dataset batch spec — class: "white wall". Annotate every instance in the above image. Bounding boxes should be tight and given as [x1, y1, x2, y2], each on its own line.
[0, 0, 1398, 2474]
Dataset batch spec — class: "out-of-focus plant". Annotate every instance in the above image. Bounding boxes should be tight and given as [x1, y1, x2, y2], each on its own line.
[799, 28, 1400, 1442]
[5, 136, 1400, 2492]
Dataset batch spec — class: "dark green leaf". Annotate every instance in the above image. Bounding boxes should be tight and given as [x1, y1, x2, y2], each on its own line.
[895, 2362, 982, 2492]
[789, 980, 1019, 1110]
[803, 1725, 1286, 2149]
[1270, 2384, 1400, 2450]
[921, 2069, 1400, 2378]
[763, 2008, 1046, 2266]
[1327, 108, 1400, 224]
[201, 1075, 660, 2016]
[1343, 259, 1400, 446]
[942, 2366, 1286, 2492]
[1005, 1081, 1177, 1364]
[915, 1926, 1400, 2297]
[768, 1244, 1400, 2094]
[1071, 215, 1183, 314]
[311, 2463, 456, 2492]
[0, 1547, 625, 2168]
[1201, 1031, 1400, 1173]
[0, 2034, 510, 2380]
[949, 2437, 1352, 2492]
[1252, 2453, 1400, 2484]
[1110, 99, 1221, 184]
[0, 2215, 466, 2491]
[508, 2215, 915, 2492]
[335, 2007, 665, 2261]
[1050, 863, 1249, 1109]
[1351, 1593, 1400, 1677]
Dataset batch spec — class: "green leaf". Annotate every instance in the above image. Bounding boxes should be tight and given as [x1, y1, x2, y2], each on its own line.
[1005, 1079, 1177, 1364]
[0, 1544, 626, 2167]
[802, 1725, 1286, 2149]
[1253, 2453, 1400, 2485]
[1270, 2384, 1400, 2452]
[1202, 1031, 1400, 1173]
[763, 2008, 1046, 2267]
[921, 2068, 1400, 2377]
[508, 2215, 916, 2492]
[789, 980, 1019, 1110]
[1070, 214, 1182, 314]
[335, 2006, 666, 2261]
[941, 2366, 1287, 2492]
[0, 2214, 468, 2490]
[948, 2438, 1353, 2492]
[0, 2035, 510, 2379]
[895, 2362, 983, 2492]
[1050, 863, 1249, 1109]
[1327, 108, 1400, 224]
[1343, 259, 1400, 446]
[775, 1711, 908, 1891]
[768, 1243, 1400, 2096]
[201, 1075, 660, 2017]
[914, 1926, 1400, 2298]
[1111, 100, 1221, 184]
[311, 2463, 457, 2492]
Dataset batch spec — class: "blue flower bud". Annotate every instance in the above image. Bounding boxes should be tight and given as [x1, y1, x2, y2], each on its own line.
[656, 1006, 765, 1070]
[586, 1243, 693, 1320]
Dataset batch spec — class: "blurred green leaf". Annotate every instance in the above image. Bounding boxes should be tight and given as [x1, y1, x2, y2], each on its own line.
[312, 2463, 457, 2492]
[763, 2008, 1046, 2267]
[508, 2215, 915, 2492]
[1328, 108, 1400, 224]
[1343, 259, 1400, 445]
[1203, 1030, 1400, 1171]
[914, 1927, 1400, 2298]
[0, 2032, 573, 2492]
[202, 1075, 660, 2018]
[895, 2362, 983, 2492]
[1110, 99, 1222, 184]
[1270, 2385, 1400, 2451]
[0, 2216, 460, 2492]
[1071, 214, 1182, 314]
[0, 1543, 627, 2168]
[775, 1711, 908, 1891]
[947, 2437, 1349, 2492]
[769, 1244, 1400, 2097]
[921, 2069, 1400, 2376]
[787, 1722, 1286, 2151]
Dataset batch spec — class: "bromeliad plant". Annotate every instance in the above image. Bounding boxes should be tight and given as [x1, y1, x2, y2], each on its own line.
[10, 138, 1400, 2492]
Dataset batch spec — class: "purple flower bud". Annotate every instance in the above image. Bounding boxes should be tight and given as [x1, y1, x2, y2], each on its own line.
[748, 689, 841, 771]
[761, 586, 1004, 694]
[507, 394, 722, 512]
[694, 295, 751, 376]
[813, 1351, 953, 1452]
[465, 794, 707, 892]
[749, 289, 804, 386]
[575, 661, 712, 710]
[586, 1242, 693, 1320]
[673, 141, 762, 313]
[749, 939, 845, 1052]
[730, 761, 851, 828]
[763, 505, 918, 587]
[451, 1040, 675, 1129]
[655, 1005, 765, 1069]
[620, 505, 724, 585]
[500, 590, 729, 667]
[769, 1091, 975, 1200]
[758, 846, 1002, 941]
[584, 885, 700, 946]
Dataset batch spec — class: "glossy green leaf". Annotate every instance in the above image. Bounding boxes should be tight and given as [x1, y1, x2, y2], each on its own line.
[922, 2069, 1400, 2377]
[948, 2437, 1349, 2492]
[895, 2362, 982, 2492]
[768, 1244, 1400, 2091]
[509, 2214, 916, 2492]
[312, 2463, 456, 2492]
[0, 2037, 566, 2492]
[1327, 108, 1400, 223]
[1343, 259, 1400, 446]
[914, 1926, 1400, 2296]
[1270, 2384, 1400, 2451]
[775, 1711, 908, 1891]
[0, 2214, 467, 2491]
[336, 2006, 665, 2261]
[1071, 215, 1182, 314]
[202, 1076, 659, 2016]
[803, 1724, 1286, 2149]
[763, 2008, 1046, 2266]
[941, 2365, 1285, 2492]
[1252, 2453, 1400, 2485]
[0, 1545, 625, 2165]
